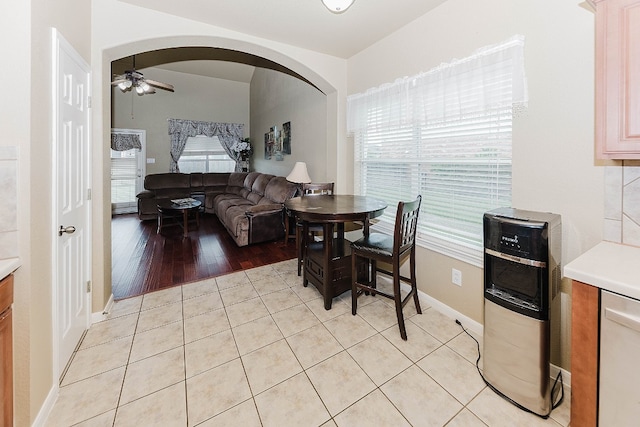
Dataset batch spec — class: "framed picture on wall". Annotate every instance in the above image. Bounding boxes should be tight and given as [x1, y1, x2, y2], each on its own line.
[264, 132, 273, 159]
[282, 121, 291, 154]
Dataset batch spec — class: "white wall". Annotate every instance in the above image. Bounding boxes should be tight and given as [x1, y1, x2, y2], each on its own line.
[6, 0, 92, 423]
[112, 67, 250, 174]
[347, 0, 600, 370]
[250, 68, 328, 180]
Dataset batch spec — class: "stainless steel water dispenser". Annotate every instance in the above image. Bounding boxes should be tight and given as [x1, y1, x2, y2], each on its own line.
[483, 208, 561, 416]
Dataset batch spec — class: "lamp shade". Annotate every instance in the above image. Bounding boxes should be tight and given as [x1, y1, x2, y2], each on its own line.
[286, 162, 312, 184]
[321, 0, 355, 13]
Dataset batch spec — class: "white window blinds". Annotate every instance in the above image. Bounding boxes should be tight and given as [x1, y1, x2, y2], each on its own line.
[348, 36, 527, 266]
[178, 136, 235, 173]
[111, 151, 138, 204]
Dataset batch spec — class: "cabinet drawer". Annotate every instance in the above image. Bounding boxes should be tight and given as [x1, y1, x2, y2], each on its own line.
[0, 275, 13, 314]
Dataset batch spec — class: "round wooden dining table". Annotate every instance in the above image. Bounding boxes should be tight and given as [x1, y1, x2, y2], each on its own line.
[284, 195, 387, 310]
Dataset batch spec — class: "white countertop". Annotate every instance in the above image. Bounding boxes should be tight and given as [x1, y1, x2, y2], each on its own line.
[0, 258, 21, 279]
[564, 241, 640, 300]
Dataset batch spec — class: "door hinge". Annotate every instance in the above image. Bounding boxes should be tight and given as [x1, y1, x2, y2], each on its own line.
[86, 280, 91, 293]
[87, 188, 92, 200]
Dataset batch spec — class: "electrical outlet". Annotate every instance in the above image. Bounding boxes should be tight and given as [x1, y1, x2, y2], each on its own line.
[452, 268, 462, 286]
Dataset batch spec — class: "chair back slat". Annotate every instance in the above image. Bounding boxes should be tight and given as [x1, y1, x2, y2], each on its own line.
[302, 182, 334, 196]
[394, 195, 422, 255]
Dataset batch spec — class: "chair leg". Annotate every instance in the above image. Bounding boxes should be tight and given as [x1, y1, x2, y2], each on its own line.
[351, 252, 358, 316]
[369, 260, 377, 296]
[393, 269, 408, 340]
[296, 223, 303, 276]
[410, 247, 422, 315]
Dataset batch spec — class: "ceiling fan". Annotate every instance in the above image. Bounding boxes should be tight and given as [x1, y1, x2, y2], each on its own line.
[111, 55, 174, 95]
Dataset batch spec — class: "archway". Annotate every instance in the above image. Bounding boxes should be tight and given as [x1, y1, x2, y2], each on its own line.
[99, 35, 341, 306]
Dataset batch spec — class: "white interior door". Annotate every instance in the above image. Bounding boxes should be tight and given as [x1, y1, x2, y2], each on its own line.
[53, 29, 91, 377]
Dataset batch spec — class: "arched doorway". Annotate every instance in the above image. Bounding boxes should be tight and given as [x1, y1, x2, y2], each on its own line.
[100, 36, 341, 304]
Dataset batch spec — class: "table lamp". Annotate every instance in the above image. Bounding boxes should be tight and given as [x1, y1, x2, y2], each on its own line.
[286, 162, 312, 195]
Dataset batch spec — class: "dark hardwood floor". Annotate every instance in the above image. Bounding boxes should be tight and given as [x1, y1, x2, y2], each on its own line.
[111, 212, 296, 300]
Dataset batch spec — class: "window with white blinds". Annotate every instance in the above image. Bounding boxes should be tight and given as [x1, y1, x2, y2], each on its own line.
[178, 135, 235, 173]
[111, 149, 139, 205]
[348, 36, 527, 266]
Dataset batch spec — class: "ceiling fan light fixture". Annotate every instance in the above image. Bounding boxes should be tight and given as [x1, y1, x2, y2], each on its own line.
[321, 0, 355, 13]
[140, 82, 150, 92]
[135, 85, 144, 94]
[117, 80, 132, 91]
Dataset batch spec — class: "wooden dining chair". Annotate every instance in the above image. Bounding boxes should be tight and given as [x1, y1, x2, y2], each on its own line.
[296, 182, 334, 275]
[350, 195, 422, 340]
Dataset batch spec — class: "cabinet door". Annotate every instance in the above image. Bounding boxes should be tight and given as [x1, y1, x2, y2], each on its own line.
[0, 307, 12, 426]
[600, 290, 640, 425]
[595, 0, 640, 159]
[0, 274, 13, 425]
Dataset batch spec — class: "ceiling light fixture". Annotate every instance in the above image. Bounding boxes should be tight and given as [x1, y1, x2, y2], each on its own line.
[111, 55, 174, 96]
[321, 0, 355, 14]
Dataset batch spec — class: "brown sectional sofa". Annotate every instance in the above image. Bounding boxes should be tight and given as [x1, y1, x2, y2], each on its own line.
[136, 172, 298, 246]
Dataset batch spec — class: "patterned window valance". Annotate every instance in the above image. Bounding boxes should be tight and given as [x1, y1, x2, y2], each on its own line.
[111, 133, 142, 151]
[168, 118, 245, 172]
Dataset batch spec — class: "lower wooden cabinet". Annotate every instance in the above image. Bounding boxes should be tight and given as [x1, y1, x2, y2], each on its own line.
[0, 274, 13, 426]
[571, 280, 599, 427]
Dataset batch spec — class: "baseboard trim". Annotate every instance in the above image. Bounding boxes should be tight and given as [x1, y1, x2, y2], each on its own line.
[550, 364, 572, 389]
[91, 293, 114, 324]
[413, 287, 571, 388]
[31, 384, 58, 427]
[416, 289, 483, 336]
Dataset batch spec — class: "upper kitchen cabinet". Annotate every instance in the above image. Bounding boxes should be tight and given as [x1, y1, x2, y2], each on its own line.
[594, 0, 640, 159]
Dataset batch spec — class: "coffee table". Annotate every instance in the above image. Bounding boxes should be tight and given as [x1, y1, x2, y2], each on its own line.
[157, 199, 202, 238]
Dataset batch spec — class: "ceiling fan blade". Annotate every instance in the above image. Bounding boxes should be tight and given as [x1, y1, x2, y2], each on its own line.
[145, 79, 174, 92]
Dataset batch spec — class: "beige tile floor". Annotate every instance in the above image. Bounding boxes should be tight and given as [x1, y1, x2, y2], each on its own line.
[45, 259, 571, 427]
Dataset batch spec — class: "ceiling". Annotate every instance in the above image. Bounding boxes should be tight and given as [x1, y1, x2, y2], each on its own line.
[119, 0, 447, 58]
[113, 0, 447, 85]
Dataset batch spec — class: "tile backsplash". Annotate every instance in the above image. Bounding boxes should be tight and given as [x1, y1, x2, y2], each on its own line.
[604, 161, 640, 247]
[0, 146, 18, 259]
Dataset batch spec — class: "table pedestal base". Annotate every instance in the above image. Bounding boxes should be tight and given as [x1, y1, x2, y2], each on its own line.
[304, 239, 367, 310]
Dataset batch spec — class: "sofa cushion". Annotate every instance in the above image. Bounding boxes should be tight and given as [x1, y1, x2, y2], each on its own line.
[224, 205, 251, 237]
[189, 173, 204, 191]
[203, 173, 232, 187]
[224, 172, 247, 197]
[144, 173, 190, 190]
[252, 174, 274, 196]
[213, 194, 252, 219]
[264, 176, 298, 204]
[246, 192, 263, 204]
[243, 172, 261, 191]
[136, 189, 155, 199]
[228, 172, 248, 188]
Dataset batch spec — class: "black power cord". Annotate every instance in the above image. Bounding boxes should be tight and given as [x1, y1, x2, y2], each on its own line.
[455, 319, 564, 420]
